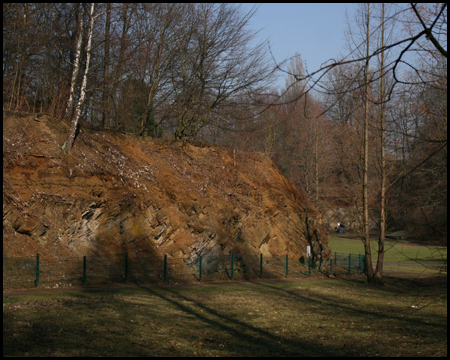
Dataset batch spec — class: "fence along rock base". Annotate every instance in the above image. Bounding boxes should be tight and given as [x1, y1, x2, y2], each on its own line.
[3, 252, 366, 289]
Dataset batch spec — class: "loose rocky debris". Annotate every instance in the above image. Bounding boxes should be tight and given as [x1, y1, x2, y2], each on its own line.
[3, 114, 331, 272]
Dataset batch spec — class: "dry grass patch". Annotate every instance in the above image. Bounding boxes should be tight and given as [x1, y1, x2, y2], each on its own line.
[3, 277, 447, 357]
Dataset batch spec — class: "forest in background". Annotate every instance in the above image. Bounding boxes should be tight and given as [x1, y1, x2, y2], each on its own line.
[3, 4, 447, 258]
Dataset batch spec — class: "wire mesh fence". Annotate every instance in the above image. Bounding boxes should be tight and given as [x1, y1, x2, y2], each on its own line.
[332, 252, 367, 276]
[3, 256, 36, 289]
[3, 252, 367, 290]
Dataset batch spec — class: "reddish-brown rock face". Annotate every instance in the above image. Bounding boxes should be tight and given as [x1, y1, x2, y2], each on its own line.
[3, 115, 330, 264]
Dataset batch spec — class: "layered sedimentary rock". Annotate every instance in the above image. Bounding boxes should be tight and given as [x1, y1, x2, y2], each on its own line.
[3, 114, 331, 268]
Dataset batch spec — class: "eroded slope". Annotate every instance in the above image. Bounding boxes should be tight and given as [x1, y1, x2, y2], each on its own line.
[3, 114, 330, 265]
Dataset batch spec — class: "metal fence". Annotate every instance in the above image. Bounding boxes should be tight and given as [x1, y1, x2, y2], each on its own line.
[3, 252, 366, 290]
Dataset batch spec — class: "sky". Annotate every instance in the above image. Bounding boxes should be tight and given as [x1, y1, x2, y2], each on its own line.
[241, 3, 359, 89]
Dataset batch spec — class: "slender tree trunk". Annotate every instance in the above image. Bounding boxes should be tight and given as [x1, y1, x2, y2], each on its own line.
[65, 3, 95, 153]
[139, 45, 162, 136]
[101, 3, 111, 128]
[112, 3, 131, 129]
[9, 18, 21, 110]
[363, 3, 374, 281]
[65, 4, 84, 119]
[374, 3, 386, 284]
[10, 4, 28, 110]
[16, 4, 28, 110]
[314, 119, 319, 206]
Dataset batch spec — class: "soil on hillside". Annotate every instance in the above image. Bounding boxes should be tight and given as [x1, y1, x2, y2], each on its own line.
[3, 114, 330, 269]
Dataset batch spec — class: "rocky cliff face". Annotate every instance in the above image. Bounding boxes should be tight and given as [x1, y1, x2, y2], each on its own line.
[3, 114, 331, 266]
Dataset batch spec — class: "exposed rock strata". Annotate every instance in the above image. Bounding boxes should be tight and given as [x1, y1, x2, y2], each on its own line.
[3, 115, 331, 269]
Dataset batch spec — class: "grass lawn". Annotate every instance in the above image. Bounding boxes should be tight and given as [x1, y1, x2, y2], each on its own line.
[3, 276, 447, 357]
[329, 232, 447, 277]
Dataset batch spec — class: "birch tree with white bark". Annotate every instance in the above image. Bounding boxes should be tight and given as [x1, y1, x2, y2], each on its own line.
[64, 3, 95, 153]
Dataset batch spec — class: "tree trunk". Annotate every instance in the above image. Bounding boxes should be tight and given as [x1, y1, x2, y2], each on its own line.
[65, 3, 95, 153]
[101, 3, 111, 128]
[374, 3, 386, 285]
[65, 4, 84, 120]
[363, 3, 374, 282]
[138, 44, 162, 136]
[314, 119, 319, 206]
[112, 3, 131, 130]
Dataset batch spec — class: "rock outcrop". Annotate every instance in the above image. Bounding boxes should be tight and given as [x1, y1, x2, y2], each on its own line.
[3, 114, 331, 268]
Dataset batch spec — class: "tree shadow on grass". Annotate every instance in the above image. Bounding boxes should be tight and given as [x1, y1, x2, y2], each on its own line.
[3, 275, 446, 357]
[136, 284, 323, 356]
[247, 276, 447, 343]
[135, 281, 425, 357]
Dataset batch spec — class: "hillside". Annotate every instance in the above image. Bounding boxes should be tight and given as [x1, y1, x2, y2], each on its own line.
[3, 114, 331, 266]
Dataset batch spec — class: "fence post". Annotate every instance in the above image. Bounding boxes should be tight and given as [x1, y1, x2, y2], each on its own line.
[308, 256, 311, 277]
[164, 254, 167, 283]
[35, 253, 40, 287]
[199, 256, 202, 282]
[260, 254, 263, 278]
[286, 254, 289, 278]
[348, 253, 351, 275]
[330, 258, 333, 276]
[231, 254, 234, 280]
[125, 253, 128, 283]
[82, 256, 87, 285]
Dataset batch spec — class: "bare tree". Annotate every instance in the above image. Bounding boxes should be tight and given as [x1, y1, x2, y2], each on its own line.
[64, 3, 95, 153]
[274, 4, 446, 107]
[374, 3, 387, 283]
[100, 3, 111, 128]
[275, 3, 447, 283]
[169, 4, 275, 139]
[65, 3, 84, 120]
[136, 3, 185, 137]
[361, 3, 375, 282]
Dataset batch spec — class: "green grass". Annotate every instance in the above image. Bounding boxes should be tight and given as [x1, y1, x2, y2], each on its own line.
[3, 276, 447, 357]
[329, 232, 447, 276]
